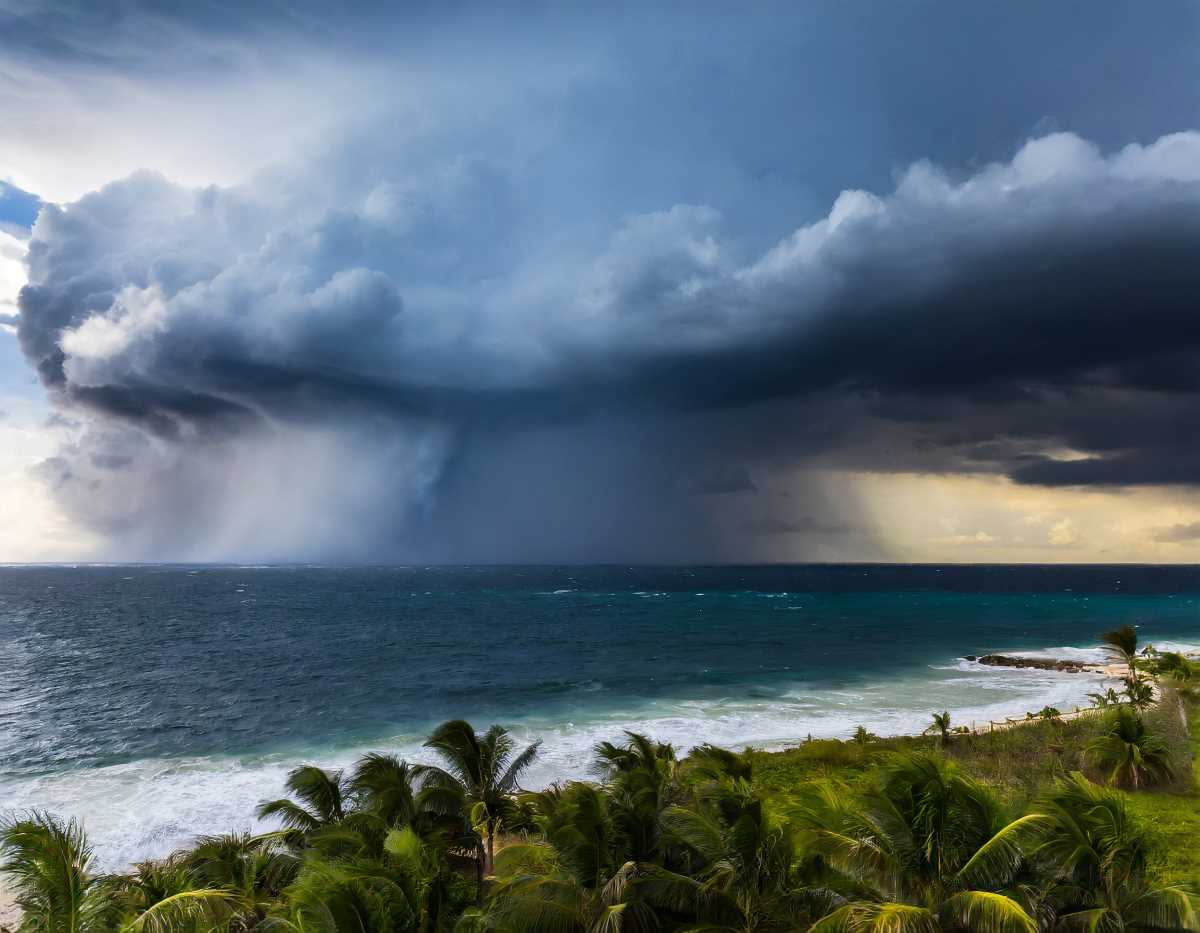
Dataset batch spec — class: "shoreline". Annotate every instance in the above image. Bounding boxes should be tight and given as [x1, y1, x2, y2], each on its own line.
[0, 653, 1182, 927]
[0, 649, 1136, 873]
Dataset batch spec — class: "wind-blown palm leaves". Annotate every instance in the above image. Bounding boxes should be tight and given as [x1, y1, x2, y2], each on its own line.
[255, 755, 450, 861]
[1024, 774, 1199, 931]
[421, 719, 540, 902]
[349, 754, 421, 830]
[483, 781, 686, 932]
[1085, 707, 1175, 790]
[926, 713, 953, 747]
[257, 767, 349, 836]
[262, 855, 422, 933]
[792, 754, 1038, 933]
[663, 753, 833, 931]
[0, 812, 236, 933]
[1087, 688, 1122, 710]
[1100, 626, 1161, 716]
[183, 832, 299, 928]
[1101, 626, 1141, 678]
[112, 862, 238, 933]
[592, 732, 680, 864]
[0, 811, 114, 933]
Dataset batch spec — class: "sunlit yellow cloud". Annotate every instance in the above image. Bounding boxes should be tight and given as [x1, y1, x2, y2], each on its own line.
[850, 471, 1200, 562]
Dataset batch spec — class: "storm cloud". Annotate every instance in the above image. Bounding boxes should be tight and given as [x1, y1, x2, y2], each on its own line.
[13, 130, 1200, 558]
[6, 1, 1200, 561]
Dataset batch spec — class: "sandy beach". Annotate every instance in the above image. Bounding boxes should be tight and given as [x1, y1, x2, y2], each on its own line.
[0, 885, 19, 931]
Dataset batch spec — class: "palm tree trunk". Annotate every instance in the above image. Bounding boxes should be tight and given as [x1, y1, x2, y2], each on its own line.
[475, 851, 485, 908]
[487, 819, 496, 875]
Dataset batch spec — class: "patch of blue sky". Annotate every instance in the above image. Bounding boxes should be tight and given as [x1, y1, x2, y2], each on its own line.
[0, 181, 43, 231]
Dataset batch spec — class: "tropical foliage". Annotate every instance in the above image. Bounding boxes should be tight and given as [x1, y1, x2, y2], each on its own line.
[2, 639, 1197, 933]
[1086, 706, 1175, 790]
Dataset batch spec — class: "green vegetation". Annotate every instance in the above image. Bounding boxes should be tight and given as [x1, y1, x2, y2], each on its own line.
[1086, 706, 1175, 789]
[3, 630, 1198, 932]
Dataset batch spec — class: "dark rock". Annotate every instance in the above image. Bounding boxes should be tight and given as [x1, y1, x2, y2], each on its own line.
[973, 654, 1092, 673]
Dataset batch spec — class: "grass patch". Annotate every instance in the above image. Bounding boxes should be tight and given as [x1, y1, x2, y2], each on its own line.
[1125, 690, 1200, 885]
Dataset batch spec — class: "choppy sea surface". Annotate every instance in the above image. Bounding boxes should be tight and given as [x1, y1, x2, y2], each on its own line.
[3, 563, 1200, 867]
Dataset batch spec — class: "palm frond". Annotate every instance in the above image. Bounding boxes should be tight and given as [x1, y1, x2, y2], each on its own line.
[349, 753, 420, 827]
[1122, 885, 1200, 931]
[956, 814, 1053, 889]
[256, 799, 323, 833]
[660, 807, 725, 864]
[486, 874, 588, 933]
[687, 745, 752, 782]
[121, 888, 239, 933]
[810, 901, 939, 933]
[497, 740, 542, 795]
[284, 766, 347, 823]
[425, 720, 484, 790]
[939, 891, 1037, 933]
[0, 810, 101, 929]
[1054, 907, 1124, 933]
[1100, 626, 1139, 667]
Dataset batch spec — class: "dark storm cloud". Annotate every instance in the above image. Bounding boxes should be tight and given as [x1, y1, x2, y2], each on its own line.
[15, 132, 1200, 564]
[7, 0, 1200, 559]
[20, 133, 1200, 469]
[692, 466, 758, 496]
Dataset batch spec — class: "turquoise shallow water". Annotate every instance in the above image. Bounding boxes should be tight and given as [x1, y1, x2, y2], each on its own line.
[2, 563, 1199, 866]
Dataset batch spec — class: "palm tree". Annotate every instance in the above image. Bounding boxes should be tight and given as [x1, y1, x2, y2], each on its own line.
[0, 812, 234, 933]
[1026, 773, 1199, 930]
[852, 726, 878, 746]
[592, 732, 679, 863]
[1102, 625, 1140, 678]
[927, 711, 953, 746]
[793, 754, 1038, 933]
[264, 855, 423, 932]
[1087, 688, 1122, 709]
[256, 766, 350, 836]
[592, 732, 677, 781]
[0, 811, 114, 932]
[110, 856, 238, 933]
[349, 753, 421, 829]
[484, 781, 695, 932]
[1086, 706, 1175, 789]
[662, 761, 834, 931]
[422, 720, 540, 889]
[1125, 677, 1156, 711]
[184, 832, 299, 928]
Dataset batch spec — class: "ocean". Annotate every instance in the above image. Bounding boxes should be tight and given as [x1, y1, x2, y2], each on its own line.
[2, 563, 1200, 868]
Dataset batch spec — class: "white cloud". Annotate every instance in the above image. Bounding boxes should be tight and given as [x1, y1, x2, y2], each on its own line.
[0, 229, 27, 329]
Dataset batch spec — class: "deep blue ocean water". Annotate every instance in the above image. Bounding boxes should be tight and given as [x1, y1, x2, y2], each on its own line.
[3, 563, 1200, 865]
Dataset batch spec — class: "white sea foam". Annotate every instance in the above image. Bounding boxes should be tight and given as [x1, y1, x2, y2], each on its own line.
[1002, 640, 1200, 663]
[0, 647, 1126, 870]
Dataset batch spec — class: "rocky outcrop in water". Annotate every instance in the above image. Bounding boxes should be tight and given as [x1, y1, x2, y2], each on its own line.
[965, 654, 1094, 673]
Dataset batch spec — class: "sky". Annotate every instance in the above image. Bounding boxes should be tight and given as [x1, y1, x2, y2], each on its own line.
[3, 0, 1200, 563]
